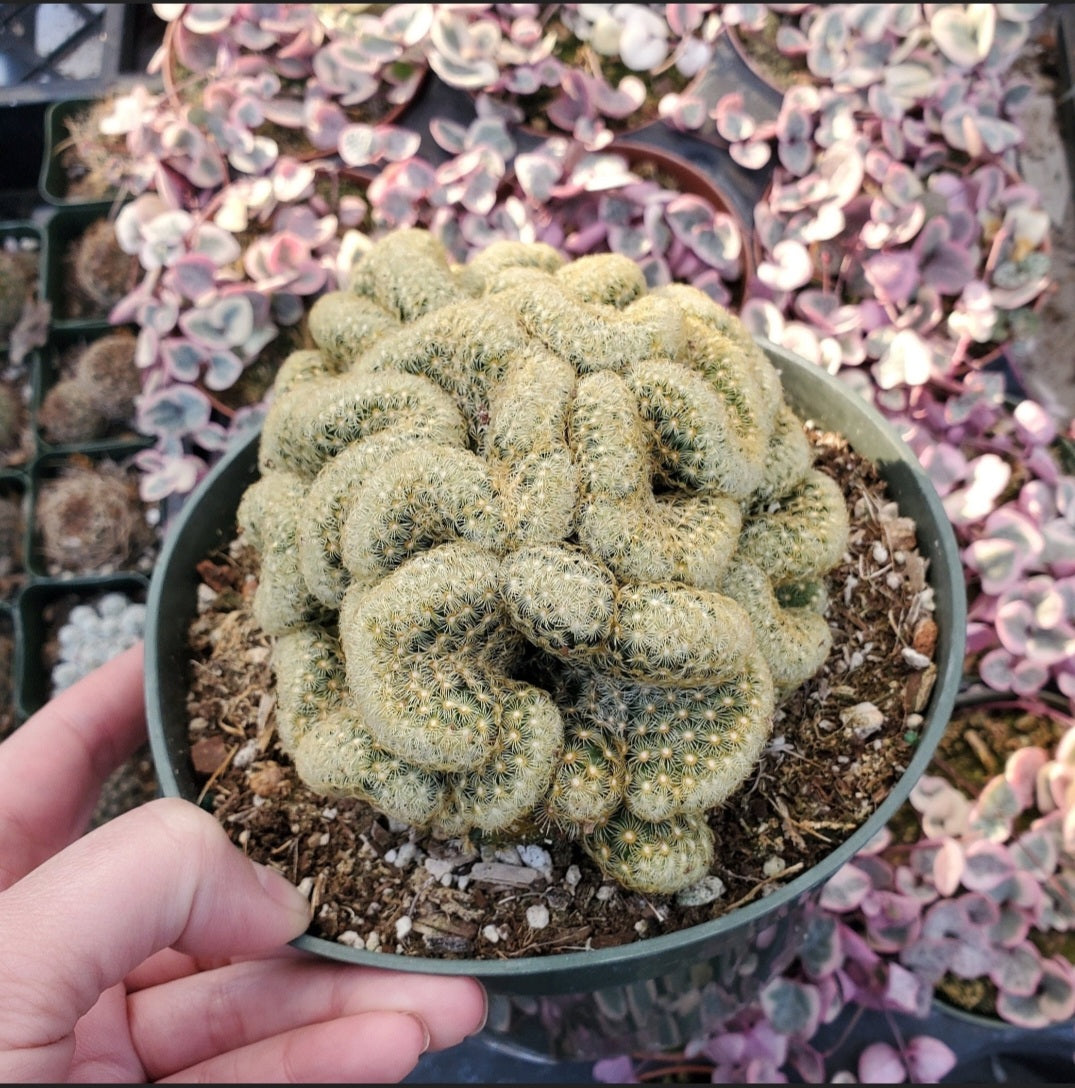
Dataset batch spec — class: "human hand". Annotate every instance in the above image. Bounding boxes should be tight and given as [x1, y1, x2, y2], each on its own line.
[0, 643, 487, 1083]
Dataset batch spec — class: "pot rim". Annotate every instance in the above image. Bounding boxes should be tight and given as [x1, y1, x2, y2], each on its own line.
[146, 340, 966, 986]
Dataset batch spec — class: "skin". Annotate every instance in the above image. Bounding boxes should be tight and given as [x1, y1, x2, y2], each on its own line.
[0, 643, 487, 1083]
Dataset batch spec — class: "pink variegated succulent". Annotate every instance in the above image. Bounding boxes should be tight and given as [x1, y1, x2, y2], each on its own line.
[425, 4, 724, 146]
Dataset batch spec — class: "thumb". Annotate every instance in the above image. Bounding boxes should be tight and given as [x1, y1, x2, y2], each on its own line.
[0, 798, 311, 1071]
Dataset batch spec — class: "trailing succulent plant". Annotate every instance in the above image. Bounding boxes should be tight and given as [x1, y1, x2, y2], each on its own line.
[239, 227, 850, 895]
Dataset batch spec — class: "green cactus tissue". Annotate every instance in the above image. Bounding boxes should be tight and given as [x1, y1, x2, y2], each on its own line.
[238, 228, 850, 895]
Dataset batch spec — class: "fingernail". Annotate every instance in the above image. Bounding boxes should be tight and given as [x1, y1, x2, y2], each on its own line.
[406, 1013, 432, 1054]
[253, 861, 313, 920]
[470, 985, 489, 1036]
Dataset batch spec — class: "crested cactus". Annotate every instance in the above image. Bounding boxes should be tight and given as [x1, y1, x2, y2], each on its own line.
[241, 228, 852, 895]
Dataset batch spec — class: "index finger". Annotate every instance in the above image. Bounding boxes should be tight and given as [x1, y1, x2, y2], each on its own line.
[0, 642, 146, 889]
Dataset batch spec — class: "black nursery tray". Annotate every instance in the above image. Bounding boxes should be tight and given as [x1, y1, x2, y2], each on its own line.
[14, 572, 148, 721]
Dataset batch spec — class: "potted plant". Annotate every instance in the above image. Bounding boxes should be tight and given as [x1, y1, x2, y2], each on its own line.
[144, 225, 965, 1060]
[0, 220, 48, 375]
[423, 4, 727, 145]
[39, 95, 144, 206]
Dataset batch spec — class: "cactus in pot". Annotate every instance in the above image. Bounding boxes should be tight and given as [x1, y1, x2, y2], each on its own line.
[239, 228, 850, 895]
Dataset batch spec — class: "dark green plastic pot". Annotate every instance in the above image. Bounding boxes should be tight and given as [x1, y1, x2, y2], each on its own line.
[42, 203, 133, 328]
[15, 573, 149, 723]
[0, 219, 44, 361]
[145, 341, 966, 1058]
[39, 98, 119, 207]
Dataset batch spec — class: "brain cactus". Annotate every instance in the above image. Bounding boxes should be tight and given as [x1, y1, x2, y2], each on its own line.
[239, 228, 850, 895]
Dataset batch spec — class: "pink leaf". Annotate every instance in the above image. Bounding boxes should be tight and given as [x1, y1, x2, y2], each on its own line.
[961, 840, 1016, 891]
[905, 1036, 957, 1083]
[931, 838, 964, 896]
[858, 1042, 906, 1084]
[1005, 746, 1049, 807]
[820, 863, 873, 911]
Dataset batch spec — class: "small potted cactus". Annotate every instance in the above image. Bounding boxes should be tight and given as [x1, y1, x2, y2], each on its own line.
[146, 227, 965, 1058]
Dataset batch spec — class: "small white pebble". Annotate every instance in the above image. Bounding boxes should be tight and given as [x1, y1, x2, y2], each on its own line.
[525, 904, 550, 929]
[439, 872, 453, 886]
[337, 931, 363, 948]
[296, 877, 314, 898]
[675, 875, 726, 907]
[423, 857, 456, 881]
[232, 738, 259, 768]
[517, 843, 553, 876]
[872, 542, 889, 563]
[482, 924, 501, 944]
[321, 807, 338, 820]
[365, 931, 381, 951]
[634, 920, 648, 935]
[901, 647, 931, 669]
[392, 842, 419, 868]
[595, 885, 615, 902]
[386, 817, 410, 833]
[384, 848, 398, 864]
[763, 856, 786, 878]
[886, 572, 903, 590]
[496, 846, 523, 865]
[841, 701, 884, 739]
[842, 573, 858, 606]
[564, 864, 582, 889]
[395, 915, 413, 940]
[318, 833, 330, 846]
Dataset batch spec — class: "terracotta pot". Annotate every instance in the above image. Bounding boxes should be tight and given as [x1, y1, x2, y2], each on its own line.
[612, 137, 756, 308]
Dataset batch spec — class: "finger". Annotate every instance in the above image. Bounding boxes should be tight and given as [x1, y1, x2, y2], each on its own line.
[125, 939, 310, 992]
[130, 956, 487, 1079]
[0, 643, 146, 889]
[124, 949, 212, 992]
[161, 1010, 432, 1085]
[0, 798, 311, 1083]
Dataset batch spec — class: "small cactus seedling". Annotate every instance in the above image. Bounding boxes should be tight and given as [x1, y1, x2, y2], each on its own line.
[0, 383, 23, 455]
[37, 377, 109, 446]
[70, 219, 140, 314]
[0, 250, 29, 335]
[0, 492, 22, 579]
[35, 459, 154, 574]
[51, 591, 146, 693]
[38, 332, 141, 445]
[240, 228, 851, 895]
[74, 331, 140, 420]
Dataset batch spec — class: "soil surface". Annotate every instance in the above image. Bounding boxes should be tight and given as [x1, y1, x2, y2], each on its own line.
[176, 426, 939, 963]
